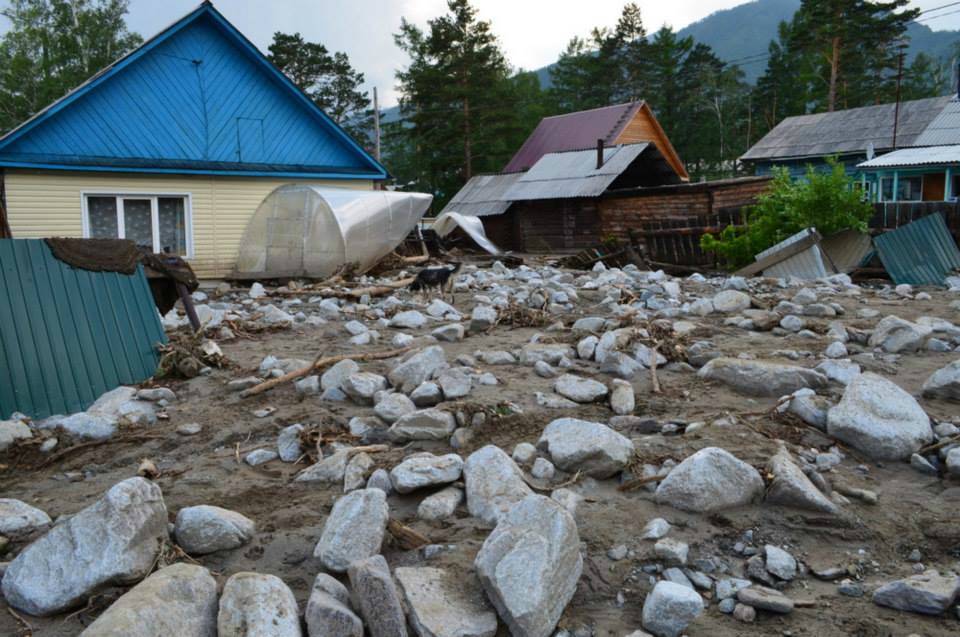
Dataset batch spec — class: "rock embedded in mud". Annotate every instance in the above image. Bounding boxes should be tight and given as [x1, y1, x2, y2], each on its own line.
[641, 581, 704, 637]
[174, 505, 255, 555]
[872, 570, 960, 615]
[463, 445, 533, 526]
[277, 423, 304, 462]
[314, 488, 389, 573]
[418, 486, 464, 521]
[375, 392, 417, 424]
[641, 518, 671, 540]
[79, 563, 217, 637]
[342, 372, 389, 405]
[296, 449, 351, 483]
[697, 358, 827, 397]
[711, 290, 751, 313]
[322, 359, 360, 391]
[765, 447, 838, 514]
[344, 452, 375, 492]
[537, 418, 634, 478]
[470, 305, 497, 332]
[2, 477, 168, 616]
[475, 495, 582, 637]
[394, 567, 498, 637]
[654, 538, 689, 565]
[0, 498, 51, 538]
[553, 374, 609, 403]
[389, 346, 447, 393]
[389, 408, 457, 441]
[763, 545, 797, 581]
[736, 585, 794, 614]
[826, 372, 933, 460]
[922, 360, 960, 401]
[654, 447, 764, 513]
[348, 555, 409, 637]
[610, 379, 636, 415]
[868, 315, 932, 353]
[438, 368, 472, 400]
[390, 453, 464, 494]
[217, 572, 301, 637]
[305, 573, 363, 637]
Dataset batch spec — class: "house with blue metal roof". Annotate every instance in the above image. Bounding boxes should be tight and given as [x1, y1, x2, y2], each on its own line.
[0, 1, 387, 278]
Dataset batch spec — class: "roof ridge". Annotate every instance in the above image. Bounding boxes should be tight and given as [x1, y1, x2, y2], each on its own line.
[541, 101, 637, 121]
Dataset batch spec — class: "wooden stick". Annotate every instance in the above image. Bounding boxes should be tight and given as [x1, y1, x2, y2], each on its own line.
[617, 472, 670, 492]
[649, 343, 662, 394]
[315, 277, 416, 300]
[918, 433, 960, 455]
[387, 517, 430, 550]
[239, 346, 411, 398]
[37, 434, 167, 468]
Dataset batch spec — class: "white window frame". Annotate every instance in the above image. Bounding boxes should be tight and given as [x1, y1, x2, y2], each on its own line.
[81, 191, 194, 258]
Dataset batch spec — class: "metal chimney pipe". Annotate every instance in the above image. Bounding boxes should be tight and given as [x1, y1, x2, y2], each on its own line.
[596, 139, 604, 169]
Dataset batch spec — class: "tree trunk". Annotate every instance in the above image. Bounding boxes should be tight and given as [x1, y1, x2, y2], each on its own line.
[463, 96, 473, 180]
[827, 35, 840, 112]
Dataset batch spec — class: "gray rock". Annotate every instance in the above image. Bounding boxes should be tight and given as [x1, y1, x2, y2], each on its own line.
[136, 387, 177, 402]
[463, 445, 533, 526]
[391, 310, 428, 329]
[512, 442, 537, 465]
[787, 392, 831, 430]
[432, 323, 465, 342]
[470, 305, 498, 332]
[367, 468, 394, 494]
[732, 603, 756, 623]
[519, 344, 571, 366]
[217, 572, 301, 636]
[390, 409, 457, 441]
[736, 585, 794, 614]
[1, 477, 168, 616]
[314, 488, 389, 573]
[535, 392, 578, 409]
[716, 578, 751, 600]
[278, 424, 304, 462]
[438, 368, 472, 400]
[174, 505, 255, 555]
[610, 379, 635, 415]
[641, 518, 671, 540]
[537, 418, 634, 478]
[344, 453, 375, 492]
[390, 453, 464, 493]
[922, 360, 960, 401]
[475, 495, 582, 637]
[655, 447, 764, 513]
[869, 316, 932, 353]
[394, 567, 497, 637]
[827, 372, 933, 460]
[322, 359, 360, 391]
[712, 290, 751, 313]
[477, 350, 516, 365]
[947, 448, 960, 476]
[577, 335, 599, 360]
[79, 564, 217, 637]
[872, 569, 960, 615]
[343, 372, 389, 405]
[295, 375, 321, 396]
[654, 538, 689, 565]
[375, 393, 417, 424]
[764, 545, 797, 580]
[55, 413, 117, 441]
[534, 360, 557, 378]
[245, 448, 278, 466]
[599, 352, 644, 379]
[698, 358, 827, 396]
[0, 498, 51, 538]
[766, 447, 838, 514]
[228, 377, 262, 391]
[389, 346, 447, 393]
[348, 555, 408, 637]
[411, 382, 444, 407]
[418, 487, 464, 521]
[531, 457, 555, 480]
[305, 573, 363, 637]
[572, 316, 606, 333]
[553, 374, 609, 403]
[296, 450, 351, 483]
[910, 453, 940, 476]
[641, 581, 704, 637]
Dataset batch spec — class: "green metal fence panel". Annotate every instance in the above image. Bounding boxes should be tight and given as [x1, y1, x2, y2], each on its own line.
[874, 213, 960, 286]
[0, 239, 166, 419]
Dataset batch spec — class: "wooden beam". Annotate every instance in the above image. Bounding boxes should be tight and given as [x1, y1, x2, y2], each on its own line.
[734, 230, 823, 278]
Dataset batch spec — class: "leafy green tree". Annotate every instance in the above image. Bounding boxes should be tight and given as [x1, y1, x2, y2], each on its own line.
[393, 0, 535, 207]
[701, 158, 873, 267]
[0, 0, 142, 133]
[268, 32, 371, 139]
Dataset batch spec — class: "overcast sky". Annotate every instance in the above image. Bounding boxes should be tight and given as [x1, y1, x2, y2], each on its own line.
[7, 0, 960, 106]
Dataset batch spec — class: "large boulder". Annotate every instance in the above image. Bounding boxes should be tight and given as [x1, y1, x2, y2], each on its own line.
[174, 505, 255, 555]
[394, 567, 498, 637]
[314, 488, 389, 572]
[698, 358, 827, 397]
[474, 495, 582, 637]
[217, 572, 302, 636]
[765, 448, 838, 514]
[463, 445, 533, 526]
[872, 569, 960, 615]
[537, 418, 634, 478]
[826, 373, 933, 460]
[2, 477, 168, 616]
[922, 360, 960, 401]
[79, 564, 217, 637]
[389, 346, 447, 393]
[390, 453, 463, 494]
[641, 581, 704, 637]
[655, 448, 764, 513]
[868, 315, 931, 353]
[0, 498, 51, 538]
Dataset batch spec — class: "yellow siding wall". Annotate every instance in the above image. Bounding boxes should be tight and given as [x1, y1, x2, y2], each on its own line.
[4, 170, 373, 278]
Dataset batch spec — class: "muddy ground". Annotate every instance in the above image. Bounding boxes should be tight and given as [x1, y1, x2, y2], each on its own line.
[1, 264, 959, 636]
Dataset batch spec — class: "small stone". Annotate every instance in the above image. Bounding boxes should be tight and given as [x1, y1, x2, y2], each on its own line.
[610, 379, 635, 415]
[314, 489, 389, 573]
[463, 446, 532, 526]
[642, 518, 671, 540]
[0, 499, 51, 539]
[343, 372, 389, 405]
[322, 359, 360, 391]
[531, 457, 556, 480]
[607, 545, 628, 561]
[174, 505, 255, 555]
[390, 409, 457, 441]
[537, 418, 633, 478]
[305, 573, 363, 637]
[733, 603, 756, 623]
[553, 374, 609, 403]
[394, 567, 497, 637]
[432, 323, 465, 342]
[176, 422, 202, 436]
[512, 442, 537, 465]
[736, 585, 794, 614]
[534, 360, 557, 378]
[654, 538, 688, 565]
[245, 449, 278, 466]
[655, 447, 764, 513]
[418, 487, 464, 521]
[348, 555, 408, 637]
[872, 569, 960, 615]
[375, 393, 417, 424]
[641, 581, 704, 637]
[390, 453, 464, 494]
[277, 424, 304, 462]
[217, 572, 300, 636]
[764, 545, 797, 581]
[367, 469, 394, 494]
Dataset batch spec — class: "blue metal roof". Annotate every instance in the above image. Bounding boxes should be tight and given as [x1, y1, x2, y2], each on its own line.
[0, 240, 167, 420]
[0, 2, 387, 180]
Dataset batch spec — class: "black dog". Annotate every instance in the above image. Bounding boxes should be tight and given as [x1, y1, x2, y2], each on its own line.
[409, 262, 462, 300]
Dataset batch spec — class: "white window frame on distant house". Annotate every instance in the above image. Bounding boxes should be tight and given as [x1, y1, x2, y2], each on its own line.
[80, 192, 194, 258]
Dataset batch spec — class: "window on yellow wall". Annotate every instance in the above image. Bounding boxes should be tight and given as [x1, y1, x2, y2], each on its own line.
[83, 194, 192, 257]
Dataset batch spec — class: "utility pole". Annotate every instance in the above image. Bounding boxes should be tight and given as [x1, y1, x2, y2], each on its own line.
[373, 87, 381, 163]
[892, 41, 906, 150]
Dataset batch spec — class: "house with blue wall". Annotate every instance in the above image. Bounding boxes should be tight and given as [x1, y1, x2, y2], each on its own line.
[0, 1, 387, 278]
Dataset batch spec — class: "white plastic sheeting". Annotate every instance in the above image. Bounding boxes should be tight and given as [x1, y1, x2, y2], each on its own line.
[432, 211, 501, 255]
[234, 185, 432, 279]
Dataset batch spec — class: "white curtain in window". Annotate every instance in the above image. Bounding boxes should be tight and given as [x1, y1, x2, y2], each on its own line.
[158, 197, 187, 254]
[88, 197, 118, 238]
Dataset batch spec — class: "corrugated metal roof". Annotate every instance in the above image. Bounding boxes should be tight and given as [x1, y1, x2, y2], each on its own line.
[438, 173, 522, 217]
[0, 4, 386, 180]
[874, 213, 960, 285]
[913, 99, 960, 147]
[857, 144, 960, 169]
[503, 102, 642, 173]
[755, 228, 830, 279]
[0, 240, 166, 419]
[504, 143, 650, 201]
[741, 96, 951, 162]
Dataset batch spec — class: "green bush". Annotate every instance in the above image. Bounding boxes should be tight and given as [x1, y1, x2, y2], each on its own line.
[701, 158, 873, 268]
